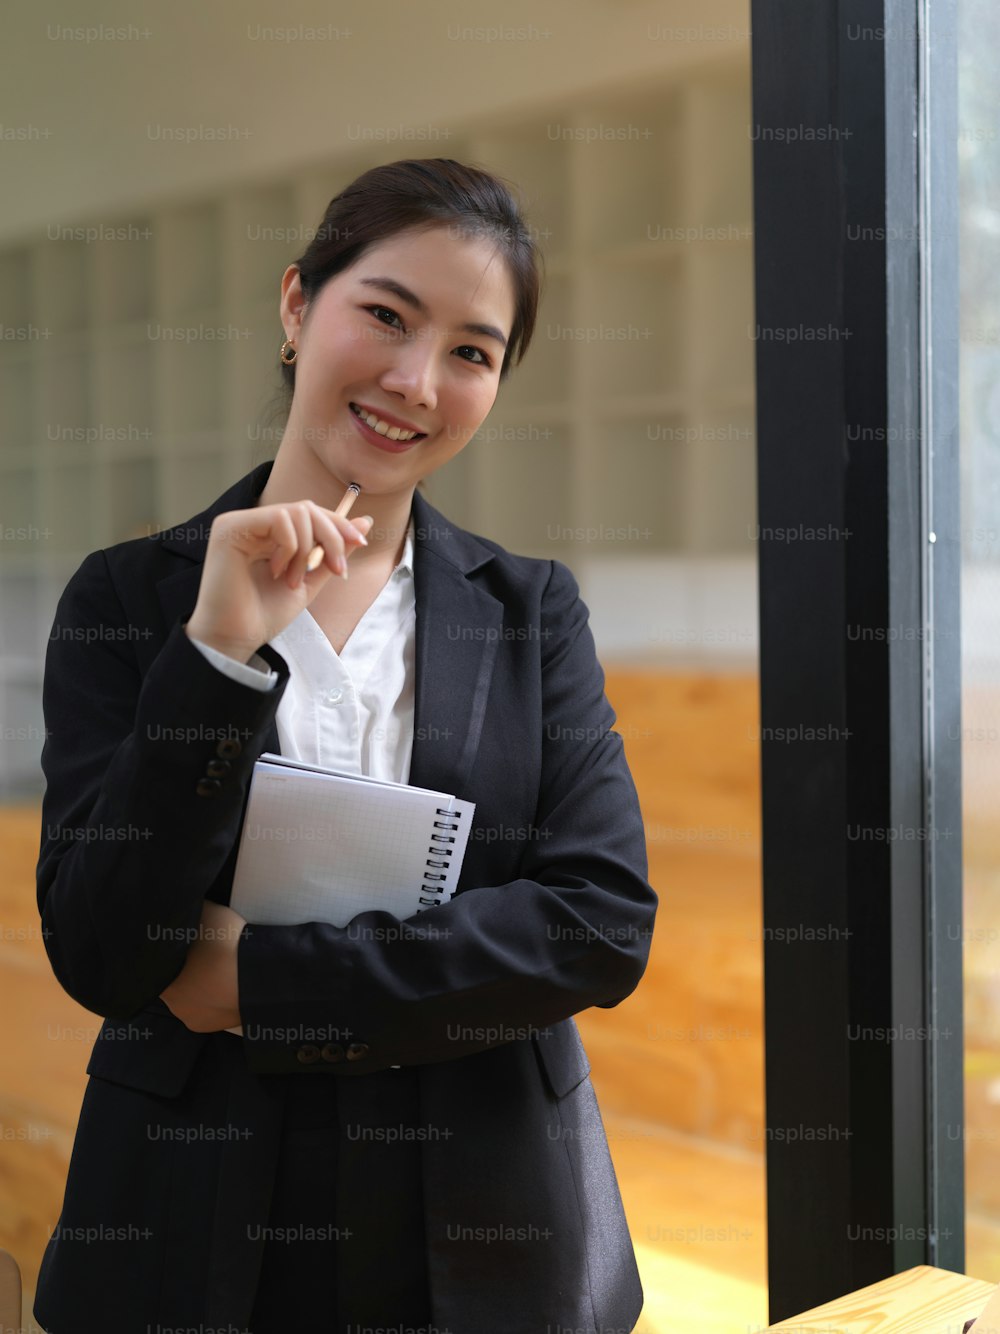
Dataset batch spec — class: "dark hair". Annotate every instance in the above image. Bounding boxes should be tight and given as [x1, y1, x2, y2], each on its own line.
[279, 158, 543, 403]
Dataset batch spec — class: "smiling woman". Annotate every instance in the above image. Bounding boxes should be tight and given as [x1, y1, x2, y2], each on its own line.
[33, 159, 657, 1334]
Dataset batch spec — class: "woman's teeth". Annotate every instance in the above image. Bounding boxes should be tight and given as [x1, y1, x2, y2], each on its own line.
[350, 403, 423, 441]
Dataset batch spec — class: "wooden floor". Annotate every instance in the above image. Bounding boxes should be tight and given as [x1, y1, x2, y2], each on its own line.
[5, 668, 1000, 1330]
[590, 670, 770, 1329]
[600, 1109, 768, 1332]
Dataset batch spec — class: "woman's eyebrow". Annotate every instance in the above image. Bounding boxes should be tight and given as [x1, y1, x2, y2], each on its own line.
[358, 275, 509, 350]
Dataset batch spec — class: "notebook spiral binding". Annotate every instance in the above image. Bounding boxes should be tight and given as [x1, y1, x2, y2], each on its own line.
[418, 807, 464, 906]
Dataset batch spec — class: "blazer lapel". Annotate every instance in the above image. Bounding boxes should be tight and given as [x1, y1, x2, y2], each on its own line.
[152, 463, 503, 796]
[408, 488, 503, 798]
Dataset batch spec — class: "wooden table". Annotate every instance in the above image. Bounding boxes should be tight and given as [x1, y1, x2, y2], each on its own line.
[764, 1265, 997, 1332]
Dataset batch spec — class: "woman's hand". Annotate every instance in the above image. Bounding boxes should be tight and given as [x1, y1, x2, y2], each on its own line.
[159, 901, 247, 1033]
[184, 499, 374, 662]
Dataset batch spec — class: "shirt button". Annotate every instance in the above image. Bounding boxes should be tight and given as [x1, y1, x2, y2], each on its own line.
[321, 686, 344, 707]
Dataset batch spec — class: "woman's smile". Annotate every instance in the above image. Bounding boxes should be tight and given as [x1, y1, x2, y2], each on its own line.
[348, 400, 428, 452]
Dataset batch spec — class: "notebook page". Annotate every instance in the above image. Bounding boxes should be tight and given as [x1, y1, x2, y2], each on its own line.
[228, 762, 475, 927]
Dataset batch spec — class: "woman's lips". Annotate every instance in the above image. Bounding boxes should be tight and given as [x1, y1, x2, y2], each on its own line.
[348, 403, 423, 453]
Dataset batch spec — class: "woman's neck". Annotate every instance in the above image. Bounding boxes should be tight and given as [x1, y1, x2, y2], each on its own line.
[255, 445, 414, 569]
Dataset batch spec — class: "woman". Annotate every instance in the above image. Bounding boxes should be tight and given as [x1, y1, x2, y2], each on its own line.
[34, 158, 658, 1333]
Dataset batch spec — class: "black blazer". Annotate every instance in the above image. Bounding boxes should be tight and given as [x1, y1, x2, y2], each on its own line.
[33, 459, 658, 1333]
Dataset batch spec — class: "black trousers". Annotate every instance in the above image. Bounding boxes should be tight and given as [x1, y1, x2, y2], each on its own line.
[247, 1063, 434, 1332]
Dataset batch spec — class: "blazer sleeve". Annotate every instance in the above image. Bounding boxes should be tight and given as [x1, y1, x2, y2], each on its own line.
[36, 549, 293, 1019]
[235, 556, 659, 1074]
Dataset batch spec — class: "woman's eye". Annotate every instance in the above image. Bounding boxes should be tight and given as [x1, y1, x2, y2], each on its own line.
[457, 345, 492, 367]
[366, 304, 404, 330]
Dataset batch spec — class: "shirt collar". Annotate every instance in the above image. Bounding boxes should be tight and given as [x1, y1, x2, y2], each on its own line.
[395, 515, 415, 576]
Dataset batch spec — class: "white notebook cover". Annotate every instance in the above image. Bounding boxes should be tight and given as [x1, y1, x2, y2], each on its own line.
[229, 752, 476, 928]
[223, 754, 476, 1038]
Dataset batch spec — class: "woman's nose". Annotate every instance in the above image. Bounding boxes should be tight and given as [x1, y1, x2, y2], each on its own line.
[379, 341, 439, 412]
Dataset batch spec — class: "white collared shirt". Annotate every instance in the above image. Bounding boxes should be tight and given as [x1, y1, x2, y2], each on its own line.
[187, 518, 415, 786]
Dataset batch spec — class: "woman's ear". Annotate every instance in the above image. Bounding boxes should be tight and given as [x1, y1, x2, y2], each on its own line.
[279, 265, 307, 339]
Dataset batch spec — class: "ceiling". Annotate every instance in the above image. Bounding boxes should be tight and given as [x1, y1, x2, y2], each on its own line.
[1, 0, 750, 243]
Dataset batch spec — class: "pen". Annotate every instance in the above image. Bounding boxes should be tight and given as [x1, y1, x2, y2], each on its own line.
[305, 482, 362, 573]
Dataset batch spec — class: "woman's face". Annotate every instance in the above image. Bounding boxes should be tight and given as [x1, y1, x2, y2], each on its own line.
[279, 224, 517, 498]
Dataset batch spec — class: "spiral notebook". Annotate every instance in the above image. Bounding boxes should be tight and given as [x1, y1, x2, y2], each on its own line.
[224, 752, 476, 1037]
[228, 751, 476, 927]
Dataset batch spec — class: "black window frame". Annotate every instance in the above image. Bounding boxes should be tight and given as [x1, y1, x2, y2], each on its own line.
[750, 0, 962, 1319]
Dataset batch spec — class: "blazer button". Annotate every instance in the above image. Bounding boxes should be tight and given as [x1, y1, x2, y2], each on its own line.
[296, 1044, 320, 1065]
[217, 738, 242, 759]
[345, 1042, 369, 1062]
[320, 1043, 344, 1063]
[195, 777, 222, 797]
[205, 758, 232, 778]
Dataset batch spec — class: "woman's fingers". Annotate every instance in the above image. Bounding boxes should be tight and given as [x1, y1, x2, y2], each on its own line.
[303, 506, 371, 582]
[224, 502, 370, 586]
[248, 506, 299, 582]
[260, 503, 359, 586]
[283, 503, 317, 588]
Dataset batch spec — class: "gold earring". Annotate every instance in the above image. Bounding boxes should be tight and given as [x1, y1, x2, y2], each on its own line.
[280, 338, 297, 365]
